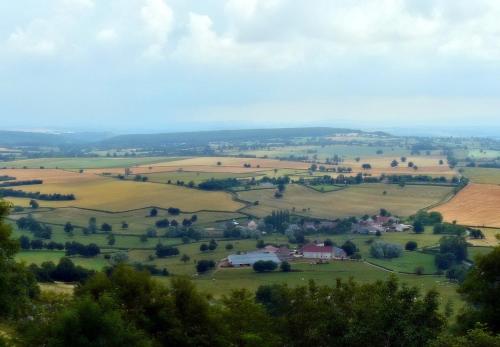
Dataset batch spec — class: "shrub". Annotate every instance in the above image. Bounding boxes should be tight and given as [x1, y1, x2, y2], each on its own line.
[405, 241, 418, 251]
[196, 259, 215, 273]
[253, 260, 278, 273]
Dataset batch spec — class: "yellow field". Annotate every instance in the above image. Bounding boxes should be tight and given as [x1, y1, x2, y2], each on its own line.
[433, 183, 500, 227]
[0, 168, 99, 184]
[238, 183, 454, 218]
[343, 156, 456, 176]
[5, 174, 243, 212]
[141, 157, 319, 170]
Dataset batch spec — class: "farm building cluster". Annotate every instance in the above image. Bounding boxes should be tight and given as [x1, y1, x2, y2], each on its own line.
[223, 242, 347, 268]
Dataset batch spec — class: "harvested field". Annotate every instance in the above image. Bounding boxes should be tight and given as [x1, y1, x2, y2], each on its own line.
[141, 156, 321, 170]
[5, 176, 243, 212]
[239, 183, 454, 219]
[0, 168, 99, 184]
[433, 183, 500, 228]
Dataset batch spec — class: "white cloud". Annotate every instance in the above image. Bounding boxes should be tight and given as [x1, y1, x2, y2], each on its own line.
[141, 0, 174, 58]
[7, 20, 57, 55]
[96, 28, 117, 42]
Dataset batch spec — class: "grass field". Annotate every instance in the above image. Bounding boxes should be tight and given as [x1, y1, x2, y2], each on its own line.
[462, 167, 500, 185]
[5, 175, 243, 212]
[8, 207, 245, 234]
[15, 250, 109, 270]
[142, 157, 317, 170]
[141, 171, 264, 184]
[238, 183, 454, 218]
[1, 157, 179, 169]
[433, 183, 500, 227]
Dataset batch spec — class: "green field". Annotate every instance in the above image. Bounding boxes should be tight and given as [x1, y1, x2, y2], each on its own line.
[238, 183, 454, 218]
[462, 167, 500, 185]
[8, 208, 245, 235]
[1, 157, 180, 169]
[16, 251, 109, 270]
[142, 170, 264, 184]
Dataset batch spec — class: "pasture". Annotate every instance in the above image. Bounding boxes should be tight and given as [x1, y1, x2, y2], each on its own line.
[238, 183, 454, 219]
[433, 183, 500, 228]
[15, 250, 109, 270]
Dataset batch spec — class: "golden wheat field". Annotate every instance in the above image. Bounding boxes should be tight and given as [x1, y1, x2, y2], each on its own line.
[433, 183, 500, 228]
[0, 168, 100, 184]
[343, 156, 456, 176]
[5, 174, 243, 212]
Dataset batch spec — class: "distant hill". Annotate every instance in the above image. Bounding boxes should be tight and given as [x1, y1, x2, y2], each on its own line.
[0, 131, 113, 147]
[99, 127, 373, 148]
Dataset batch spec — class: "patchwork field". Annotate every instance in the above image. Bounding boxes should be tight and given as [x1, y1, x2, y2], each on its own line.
[238, 183, 454, 218]
[433, 183, 500, 227]
[4, 174, 243, 212]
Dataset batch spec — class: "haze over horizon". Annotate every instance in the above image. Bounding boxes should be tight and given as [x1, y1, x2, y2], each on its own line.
[1, 0, 499, 134]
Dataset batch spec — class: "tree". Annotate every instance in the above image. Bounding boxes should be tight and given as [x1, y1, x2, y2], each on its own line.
[391, 160, 399, 167]
[19, 235, 30, 249]
[88, 217, 97, 233]
[101, 223, 112, 232]
[256, 239, 265, 249]
[341, 240, 357, 256]
[0, 201, 39, 319]
[181, 254, 190, 263]
[253, 260, 278, 273]
[200, 243, 209, 252]
[121, 221, 128, 229]
[64, 222, 74, 233]
[225, 243, 234, 250]
[107, 233, 116, 246]
[149, 208, 158, 217]
[29, 199, 39, 209]
[401, 156, 407, 162]
[280, 261, 291, 272]
[208, 239, 218, 251]
[413, 220, 424, 234]
[370, 241, 403, 259]
[405, 240, 418, 251]
[458, 246, 500, 333]
[155, 244, 179, 258]
[196, 259, 215, 273]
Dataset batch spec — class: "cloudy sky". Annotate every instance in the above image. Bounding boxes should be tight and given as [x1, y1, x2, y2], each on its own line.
[1, 0, 499, 133]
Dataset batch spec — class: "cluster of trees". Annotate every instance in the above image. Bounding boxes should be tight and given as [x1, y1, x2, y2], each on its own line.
[253, 260, 278, 272]
[1, 198, 500, 346]
[65, 241, 101, 257]
[411, 211, 443, 233]
[200, 239, 218, 252]
[264, 210, 290, 232]
[384, 175, 458, 185]
[435, 236, 468, 274]
[370, 241, 403, 259]
[16, 215, 52, 239]
[0, 179, 43, 187]
[0, 188, 75, 200]
[155, 243, 180, 258]
[433, 223, 467, 235]
[198, 178, 240, 190]
[29, 257, 94, 283]
[19, 235, 64, 250]
[0, 175, 15, 181]
[155, 214, 197, 228]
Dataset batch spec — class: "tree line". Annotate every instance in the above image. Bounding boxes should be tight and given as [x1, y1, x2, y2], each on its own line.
[0, 188, 75, 200]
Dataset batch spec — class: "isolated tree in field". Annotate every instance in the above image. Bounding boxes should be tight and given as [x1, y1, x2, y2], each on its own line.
[101, 223, 112, 232]
[208, 239, 218, 251]
[181, 254, 190, 263]
[121, 221, 128, 229]
[225, 243, 234, 250]
[309, 164, 317, 172]
[439, 159, 444, 165]
[280, 261, 291, 272]
[149, 208, 158, 217]
[401, 156, 407, 162]
[19, 235, 30, 249]
[469, 229, 485, 239]
[408, 161, 414, 168]
[277, 183, 286, 193]
[391, 160, 399, 167]
[170, 219, 179, 227]
[196, 259, 215, 273]
[88, 217, 97, 233]
[107, 233, 116, 246]
[64, 222, 74, 233]
[355, 157, 361, 162]
[29, 199, 39, 209]
[341, 240, 357, 256]
[405, 241, 418, 251]
[200, 243, 209, 252]
[413, 220, 424, 234]
[362, 163, 372, 170]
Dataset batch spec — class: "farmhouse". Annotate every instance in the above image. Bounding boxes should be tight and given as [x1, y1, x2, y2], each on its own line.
[301, 244, 347, 259]
[227, 251, 281, 267]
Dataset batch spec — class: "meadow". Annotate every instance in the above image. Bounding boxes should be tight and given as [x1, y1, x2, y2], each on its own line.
[238, 183, 454, 218]
[1, 157, 178, 169]
[462, 167, 500, 185]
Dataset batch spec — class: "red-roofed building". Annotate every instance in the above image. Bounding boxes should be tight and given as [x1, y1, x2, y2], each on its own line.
[301, 244, 346, 259]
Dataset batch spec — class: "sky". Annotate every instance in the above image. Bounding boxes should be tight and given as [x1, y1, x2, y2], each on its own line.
[0, 0, 499, 134]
